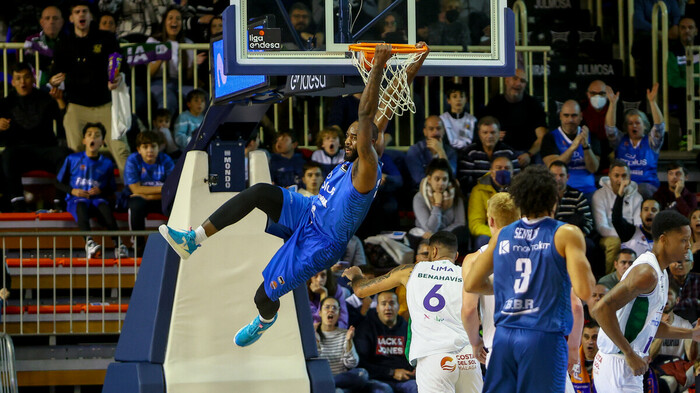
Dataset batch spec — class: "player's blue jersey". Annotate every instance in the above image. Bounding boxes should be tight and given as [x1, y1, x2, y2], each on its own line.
[616, 134, 660, 187]
[309, 161, 382, 243]
[492, 217, 572, 334]
[124, 152, 175, 188]
[57, 152, 115, 200]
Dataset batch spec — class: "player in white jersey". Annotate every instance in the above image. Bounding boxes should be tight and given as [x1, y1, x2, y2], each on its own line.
[592, 210, 700, 393]
[343, 231, 482, 393]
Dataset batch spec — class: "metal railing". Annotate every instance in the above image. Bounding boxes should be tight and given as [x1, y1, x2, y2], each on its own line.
[651, 1, 670, 126]
[686, 45, 700, 150]
[0, 333, 18, 393]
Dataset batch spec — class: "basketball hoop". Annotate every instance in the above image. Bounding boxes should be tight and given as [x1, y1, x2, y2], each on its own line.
[349, 43, 427, 121]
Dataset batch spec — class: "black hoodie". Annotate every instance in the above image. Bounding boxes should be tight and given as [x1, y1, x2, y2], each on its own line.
[353, 308, 414, 381]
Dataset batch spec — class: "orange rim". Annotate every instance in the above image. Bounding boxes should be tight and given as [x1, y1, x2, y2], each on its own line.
[348, 43, 428, 54]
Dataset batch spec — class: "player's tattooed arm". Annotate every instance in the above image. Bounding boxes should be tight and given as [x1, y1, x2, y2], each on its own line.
[343, 264, 413, 298]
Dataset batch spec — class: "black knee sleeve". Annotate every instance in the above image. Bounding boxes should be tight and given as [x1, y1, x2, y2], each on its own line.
[254, 282, 280, 320]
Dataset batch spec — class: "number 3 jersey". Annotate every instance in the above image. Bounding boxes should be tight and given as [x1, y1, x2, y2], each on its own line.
[493, 217, 572, 335]
[405, 259, 469, 365]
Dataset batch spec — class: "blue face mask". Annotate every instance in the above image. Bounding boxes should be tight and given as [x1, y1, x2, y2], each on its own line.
[495, 170, 511, 186]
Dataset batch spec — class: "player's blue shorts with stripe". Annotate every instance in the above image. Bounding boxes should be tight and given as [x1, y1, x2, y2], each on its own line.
[262, 187, 346, 301]
[484, 326, 568, 393]
[66, 197, 110, 222]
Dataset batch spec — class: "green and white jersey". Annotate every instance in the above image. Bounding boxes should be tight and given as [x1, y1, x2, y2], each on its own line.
[597, 251, 668, 357]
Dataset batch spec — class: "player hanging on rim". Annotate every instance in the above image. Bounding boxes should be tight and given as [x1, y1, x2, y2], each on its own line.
[463, 165, 596, 392]
[159, 42, 430, 347]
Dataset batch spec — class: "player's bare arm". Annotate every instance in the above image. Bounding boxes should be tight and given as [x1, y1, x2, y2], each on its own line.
[461, 261, 487, 364]
[655, 318, 700, 340]
[555, 224, 595, 301]
[463, 229, 500, 295]
[342, 264, 413, 298]
[591, 264, 658, 375]
[568, 292, 584, 371]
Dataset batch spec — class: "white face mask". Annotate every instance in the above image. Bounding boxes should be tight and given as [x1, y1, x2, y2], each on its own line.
[589, 95, 607, 110]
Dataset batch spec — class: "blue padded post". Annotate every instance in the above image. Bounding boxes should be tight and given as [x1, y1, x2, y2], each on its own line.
[113, 234, 180, 363]
[292, 286, 319, 360]
[102, 362, 164, 393]
[305, 358, 335, 393]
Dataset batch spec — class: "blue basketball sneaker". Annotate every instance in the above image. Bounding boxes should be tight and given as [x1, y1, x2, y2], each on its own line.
[234, 314, 278, 347]
[159, 224, 200, 260]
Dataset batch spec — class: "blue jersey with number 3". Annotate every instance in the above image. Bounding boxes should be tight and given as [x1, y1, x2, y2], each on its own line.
[492, 217, 572, 334]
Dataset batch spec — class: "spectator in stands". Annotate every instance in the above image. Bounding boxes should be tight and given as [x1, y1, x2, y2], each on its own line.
[597, 249, 636, 290]
[650, 286, 696, 368]
[50, 1, 131, 177]
[357, 151, 403, 239]
[125, 131, 174, 245]
[396, 240, 431, 321]
[180, 0, 227, 42]
[410, 158, 467, 253]
[315, 296, 372, 392]
[287, 2, 324, 49]
[592, 160, 643, 274]
[269, 131, 306, 188]
[406, 116, 457, 189]
[311, 126, 344, 176]
[584, 284, 608, 323]
[299, 161, 323, 197]
[0, 62, 73, 212]
[428, 0, 470, 48]
[152, 108, 179, 157]
[457, 116, 519, 192]
[653, 162, 698, 217]
[690, 208, 700, 272]
[99, 12, 117, 34]
[549, 161, 595, 242]
[98, 0, 172, 42]
[56, 123, 128, 259]
[208, 15, 223, 39]
[355, 291, 417, 393]
[670, 250, 700, 323]
[0, 288, 8, 316]
[24, 5, 65, 90]
[605, 83, 665, 199]
[570, 321, 599, 392]
[581, 80, 614, 173]
[469, 156, 513, 248]
[632, 0, 681, 86]
[439, 84, 476, 152]
[174, 89, 206, 149]
[613, 196, 659, 258]
[668, 17, 698, 133]
[478, 68, 548, 167]
[148, 5, 207, 111]
[308, 269, 349, 329]
[542, 101, 600, 199]
[379, 13, 407, 42]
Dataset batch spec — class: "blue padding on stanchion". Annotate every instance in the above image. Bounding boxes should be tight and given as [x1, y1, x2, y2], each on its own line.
[102, 362, 165, 393]
[114, 234, 180, 363]
[292, 286, 319, 360]
[305, 358, 335, 393]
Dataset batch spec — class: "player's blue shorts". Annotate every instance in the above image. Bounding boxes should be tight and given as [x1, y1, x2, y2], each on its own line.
[262, 187, 346, 301]
[484, 326, 568, 393]
[66, 197, 110, 222]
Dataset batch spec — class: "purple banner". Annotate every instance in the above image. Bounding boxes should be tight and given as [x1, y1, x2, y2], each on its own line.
[123, 42, 172, 66]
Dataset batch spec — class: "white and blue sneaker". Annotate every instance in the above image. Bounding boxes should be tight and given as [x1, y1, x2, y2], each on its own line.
[234, 314, 278, 347]
[158, 225, 200, 260]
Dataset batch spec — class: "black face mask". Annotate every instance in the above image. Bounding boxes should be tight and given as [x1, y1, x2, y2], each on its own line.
[446, 9, 460, 23]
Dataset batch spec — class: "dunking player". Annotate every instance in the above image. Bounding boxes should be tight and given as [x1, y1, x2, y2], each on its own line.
[342, 231, 483, 393]
[463, 165, 596, 392]
[592, 210, 700, 393]
[160, 43, 429, 347]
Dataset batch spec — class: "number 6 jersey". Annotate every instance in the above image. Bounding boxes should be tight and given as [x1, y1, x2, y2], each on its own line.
[405, 259, 469, 365]
[492, 217, 573, 335]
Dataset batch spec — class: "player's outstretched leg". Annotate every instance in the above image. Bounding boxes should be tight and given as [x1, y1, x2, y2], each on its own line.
[160, 184, 283, 260]
[234, 283, 280, 347]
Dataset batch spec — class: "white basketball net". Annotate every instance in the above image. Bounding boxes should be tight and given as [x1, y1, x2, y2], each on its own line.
[351, 50, 423, 121]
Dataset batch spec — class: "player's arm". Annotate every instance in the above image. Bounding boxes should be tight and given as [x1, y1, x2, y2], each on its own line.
[461, 251, 487, 363]
[353, 44, 392, 194]
[655, 319, 700, 340]
[555, 224, 595, 301]
[342, 264, 413, 299]
[568, 291, 584, 370]
[463, 229, 499, 295]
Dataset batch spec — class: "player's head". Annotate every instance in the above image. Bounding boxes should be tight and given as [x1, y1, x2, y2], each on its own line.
[487, 192, 520, 234]
[11, 62, 34, 97]
[428, 231, 458, 262]
[445, 84, 467, 114]
[82, 122, 106, 153]
[559, 100, 581, 134]
[613, 248, 636, 279]
[652, 210, 691, 264]
[153, 108, 172, 130]
[376, 291, 399, 327]
[640, 198, 660, 232]
[301, 161, 323, 195]
[344, 121, 378, 162]
[316, 126, 343, 156]
[504, 68, 527, 102]
[509, 165, 559, 218]
[185, 88, 207, 116]
[490, 156, 513, 188]
[275, 131, 299, 155]
[477, 116, 500, 150]
[664, 285, 679, 313]
[415, 240, 431, 263]
[422, 115, 445, 141]
[669, 249, 693, 281]
[136, 131, 163, 164]
[581, 321, 599, 361]
[548, 160, 569, 195]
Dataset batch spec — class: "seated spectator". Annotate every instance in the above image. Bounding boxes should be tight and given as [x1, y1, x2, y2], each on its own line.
[0, 62, 73, 211]
[581, 80, 612, 170]
[584, 284, 608, 323]
[549, 161, 594, 237]
[174, 89, 206, 149]
[592, 160, 643, 274]
[207, 15, 223, 40]
[457, 116, 519, 192]
[406, 116, 457, 189]
[269, 131, 306, 188]
[410, 158, 467, 253]
[99, 12, 117, 34]
[613, 198, 659, 257]
[605, 84, 665, 199]
[152, 108, 179, 157]
[299, 161, 323, 196]
[690, 208, 700, 272]
[468, 156, 513, 248]
[379, 13, 407, 42]
[98, 0, 171, 42]
[355, 291, 417, 393]
[124, 131, 175, 247]
[308, 269, 349, 329]
[668, 17, 698, 133]
[286, 2, 324, 49]
[597, 249, 636, 290]
[180, 0, 227, 42]
[23, 5, 66, 90]
[396, 240, 431, 321]
[671, 250, 700, 322]
[652, 161, 697, 216]
[428, 0, 470, 48]
[570, 321, 600, 392]
[55, 123, 127, 258]
[439, 84, 476, 152]
[357, 151, 403, 238]
[315, 297, 371, 392]
[311, 126, 344, 176]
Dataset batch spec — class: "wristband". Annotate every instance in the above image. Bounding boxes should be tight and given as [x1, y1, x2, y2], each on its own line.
[582, 145, 590, 150]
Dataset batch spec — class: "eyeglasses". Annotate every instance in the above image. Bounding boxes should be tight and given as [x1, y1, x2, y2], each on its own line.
[588, 91, 606, 96]
[322, 305, 339, 311]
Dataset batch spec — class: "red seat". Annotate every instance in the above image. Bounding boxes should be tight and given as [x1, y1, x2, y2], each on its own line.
[4, 306, 24, 314]
[22, 170, 55, 178]
[113, 212, 128, 221]
[5, 258, 57, 268]
[56, 258, 118, 267]
[116, 258, 142, 267]
[84, 304, 129, 313]
[26, 304, 83, 314]
[37, 212, 74, 221]
[146, 213, 168, 221]
[0, 213, 36, 221]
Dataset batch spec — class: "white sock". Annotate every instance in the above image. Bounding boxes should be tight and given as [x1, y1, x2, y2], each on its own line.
[194, 226, 208, 244]
[259, 315, 274, 323]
